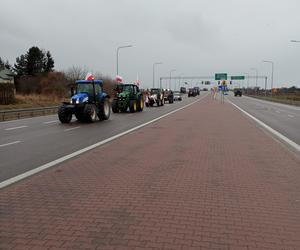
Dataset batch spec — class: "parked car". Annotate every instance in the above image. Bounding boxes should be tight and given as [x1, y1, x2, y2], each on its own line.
[173, 91, 182, 101]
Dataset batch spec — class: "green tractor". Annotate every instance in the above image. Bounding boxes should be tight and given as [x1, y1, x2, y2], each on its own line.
[112, 84, 144, 113]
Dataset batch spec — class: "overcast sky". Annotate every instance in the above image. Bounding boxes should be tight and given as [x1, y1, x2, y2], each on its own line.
[1, 0, 300, 89]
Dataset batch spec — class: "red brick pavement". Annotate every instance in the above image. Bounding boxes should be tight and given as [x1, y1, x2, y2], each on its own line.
[1, 96, 300, 250]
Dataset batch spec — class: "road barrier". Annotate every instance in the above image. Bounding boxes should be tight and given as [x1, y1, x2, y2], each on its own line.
[0, 106, 59, 121]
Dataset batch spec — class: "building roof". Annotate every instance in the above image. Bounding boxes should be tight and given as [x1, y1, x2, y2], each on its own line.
[0, 69, 15, 80]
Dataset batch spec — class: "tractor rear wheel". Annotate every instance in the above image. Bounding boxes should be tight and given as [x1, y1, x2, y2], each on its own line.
[84, 104, 97, 122]
[98, 99, 111, 120]
[129, 100, 137, 113]
[58, 105, 72, 123]
[112, 100, 119, 113]
[137, 97, 144, 112]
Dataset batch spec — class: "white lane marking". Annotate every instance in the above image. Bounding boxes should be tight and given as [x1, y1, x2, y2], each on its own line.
[275, 110, 281, 114]
[64, 126, 81, 132]
[43, 120, 58, 124]
[0, 114, 58, 125]
[227, 99, 300, 152]
[0, 94, 208, 189]
[288, 115, 295, 118]
[0, 141, 21, 148]
[5, 125, 28, 131]
[243, 95, 300, 111]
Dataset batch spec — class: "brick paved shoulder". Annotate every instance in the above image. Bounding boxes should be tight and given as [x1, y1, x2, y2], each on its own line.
[1, 96, 300, 250]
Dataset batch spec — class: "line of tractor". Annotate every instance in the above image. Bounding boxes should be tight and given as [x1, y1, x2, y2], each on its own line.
[57, 79, 190, 124]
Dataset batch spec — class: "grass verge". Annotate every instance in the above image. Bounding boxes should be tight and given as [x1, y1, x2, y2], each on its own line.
[0, 94, 65, 110]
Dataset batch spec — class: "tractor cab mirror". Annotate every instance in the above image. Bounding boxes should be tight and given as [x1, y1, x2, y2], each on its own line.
[70, 87, 75, 97]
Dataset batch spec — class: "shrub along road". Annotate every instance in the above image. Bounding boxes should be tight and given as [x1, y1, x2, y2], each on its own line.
[0, 94, 299, 249]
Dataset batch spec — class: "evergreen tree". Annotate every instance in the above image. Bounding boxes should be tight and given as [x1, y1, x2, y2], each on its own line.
[13, 55, 27, 76]
[25, 46, 45, 75]
[44, 51, 54, 72]
[13, 46, 55, 76]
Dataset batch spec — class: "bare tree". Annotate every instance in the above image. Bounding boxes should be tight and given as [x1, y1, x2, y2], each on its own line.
[64, 65, 88, 83]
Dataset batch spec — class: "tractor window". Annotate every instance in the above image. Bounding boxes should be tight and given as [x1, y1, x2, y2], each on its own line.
[77, 83, 94, 96]
[95, 84, 102, 95]
[123, 85, 131, 92]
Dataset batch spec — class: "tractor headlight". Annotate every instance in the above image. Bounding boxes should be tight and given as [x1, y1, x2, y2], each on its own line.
[76, 99, 80, 104]
[70, 98, 72, 104]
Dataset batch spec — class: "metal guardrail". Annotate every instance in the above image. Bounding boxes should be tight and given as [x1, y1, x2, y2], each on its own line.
[0, 106, 59, 121]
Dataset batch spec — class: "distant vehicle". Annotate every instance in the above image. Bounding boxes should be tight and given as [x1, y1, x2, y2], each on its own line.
[180, 87, 187, 94]
[234, 88, 242, 97]
[112, 84, 144, 113]
[173, 91, 182, 101]
[58, 80, 110, 123]
[202, 88, 208, 91]
[193, 87, 200, 95]
[188, 88, 197, 97]
[146, 88, 164, 107]
[163, 89, 174, 104]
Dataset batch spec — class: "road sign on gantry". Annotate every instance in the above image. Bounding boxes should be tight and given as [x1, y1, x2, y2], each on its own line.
[231, 76, 245, 80]
[215, 73, 227, 80]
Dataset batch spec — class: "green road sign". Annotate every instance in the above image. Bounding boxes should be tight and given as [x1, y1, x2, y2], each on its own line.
[215, 73, 227, 80]
[231, 76, 245, 80]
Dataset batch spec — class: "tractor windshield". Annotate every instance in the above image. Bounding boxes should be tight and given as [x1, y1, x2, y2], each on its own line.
[77, 83, 94, 96]
[151, 89, 159, 94]
[116, 85, 132, 93]
[122, 85, 132, 92]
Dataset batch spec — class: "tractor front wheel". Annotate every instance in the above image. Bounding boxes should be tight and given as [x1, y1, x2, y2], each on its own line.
[58, 105, 72, 123]
[84, 104, 97, 122]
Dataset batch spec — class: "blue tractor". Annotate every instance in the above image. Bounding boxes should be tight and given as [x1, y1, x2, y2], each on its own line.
[58, 80, 111, 123]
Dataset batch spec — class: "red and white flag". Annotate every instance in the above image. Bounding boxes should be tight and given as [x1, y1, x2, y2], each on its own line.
[115, 75, 123, 83]
[134, 74, 140, 86]
[85, 72, 95, 81]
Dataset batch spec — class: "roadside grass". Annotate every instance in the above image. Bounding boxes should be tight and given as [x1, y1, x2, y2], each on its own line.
[247, 94, 300, 106]
[0, 94, 66, 110]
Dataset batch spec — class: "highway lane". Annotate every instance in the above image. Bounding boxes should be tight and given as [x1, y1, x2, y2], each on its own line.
[227, 94, 300, 146]
[0, 94, 206, 183]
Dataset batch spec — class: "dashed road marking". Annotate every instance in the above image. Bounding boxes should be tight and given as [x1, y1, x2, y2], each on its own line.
[44, 120, 58, 124]
[5, 126, 28, 131]
[0, 94, 208, 189]
[0, 141, 21, 148]
[288, 115, 295, 118]
[64, 126, 81, 132]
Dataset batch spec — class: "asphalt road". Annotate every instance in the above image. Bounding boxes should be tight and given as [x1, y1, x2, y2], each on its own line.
[227, 94, 300, 145]
[0, 94, 206, 183]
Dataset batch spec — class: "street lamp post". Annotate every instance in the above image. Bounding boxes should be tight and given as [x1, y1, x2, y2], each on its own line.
[250, 68, 258, 89]
[153, 62, 163, 88]
[243, 72, 250, 89]
[169, 69, 176, 89]
[116, 45, 133, 76]
[263, 60, 274, 97]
